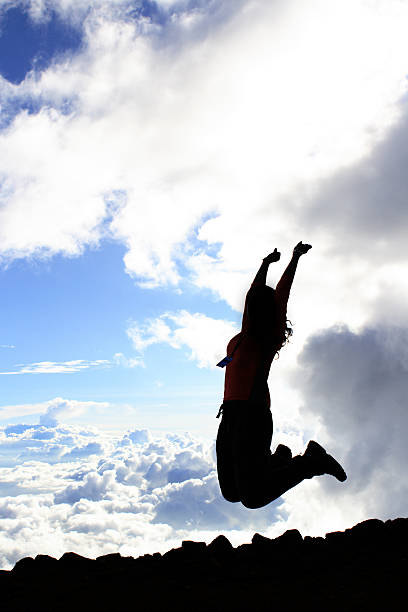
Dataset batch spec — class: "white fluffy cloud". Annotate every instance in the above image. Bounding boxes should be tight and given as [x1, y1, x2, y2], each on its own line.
[127, 310, 238, 367]
[1, 0, 405, 385]
[0, 0, 407, 296]
[38, 397, 105, 426]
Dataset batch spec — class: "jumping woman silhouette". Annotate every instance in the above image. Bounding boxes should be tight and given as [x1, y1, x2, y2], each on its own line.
[216, 242, 346, 509]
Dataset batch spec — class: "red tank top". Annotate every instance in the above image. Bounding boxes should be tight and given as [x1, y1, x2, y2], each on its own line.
[223, 279, 290, 406]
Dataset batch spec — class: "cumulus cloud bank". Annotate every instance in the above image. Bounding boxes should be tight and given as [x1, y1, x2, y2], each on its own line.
[39, 397, 96, 427]
[0, 408, 283, 570]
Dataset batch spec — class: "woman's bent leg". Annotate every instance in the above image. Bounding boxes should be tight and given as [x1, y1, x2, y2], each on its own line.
[217, 402, 344, 509]
[225, 401, 310, 509]
[239, 455, 308, 509]
[216, 404, 241, 503]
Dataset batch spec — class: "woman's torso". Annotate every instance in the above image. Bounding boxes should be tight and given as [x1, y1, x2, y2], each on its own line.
[223, 333, 278, 406]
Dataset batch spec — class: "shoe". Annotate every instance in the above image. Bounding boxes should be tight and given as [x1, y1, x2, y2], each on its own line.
[274, 444, 292, 463]
[303, 440, 347, 482]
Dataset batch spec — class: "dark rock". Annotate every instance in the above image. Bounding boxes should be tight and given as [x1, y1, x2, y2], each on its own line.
[303, 535, 325, 545]
[11, 556, 35, 576]
[162, 546, 185, 562]
[325, 529, 345, 542]
[275, 528, 303, 547]
[2, 517, 408, 611]
[252, 532, 273, 548]
[351, 518, 384, 532]
[34, 554, 59, 570]
[58, 551, 95, 574]
[207, 534, 233, 557]
[95, 552, 135, 573]
[96, 552, 122, 563]
[0, 569, 11, 587]
[235, 542, 253, 556]
[386, 516, 408, 538]
[181, 540, 207, 558]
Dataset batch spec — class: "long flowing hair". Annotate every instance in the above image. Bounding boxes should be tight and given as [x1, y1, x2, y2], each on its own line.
[274, 318, 293, 359]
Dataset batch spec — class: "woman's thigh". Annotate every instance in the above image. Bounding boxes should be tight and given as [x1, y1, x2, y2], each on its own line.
[216, 411, 240, 502]
[216, 401, 273, 502]
[235, 408, 272, 488]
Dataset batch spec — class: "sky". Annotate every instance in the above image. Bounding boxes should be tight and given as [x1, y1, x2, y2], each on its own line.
[0, 0, 408, 569]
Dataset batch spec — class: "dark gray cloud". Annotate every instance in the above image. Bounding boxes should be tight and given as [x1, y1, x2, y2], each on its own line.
[296, 101, 408, 261]
[294, 324, 408, 517]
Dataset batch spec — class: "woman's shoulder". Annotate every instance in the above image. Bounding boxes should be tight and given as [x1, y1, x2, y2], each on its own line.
[227, 332, 242, 350]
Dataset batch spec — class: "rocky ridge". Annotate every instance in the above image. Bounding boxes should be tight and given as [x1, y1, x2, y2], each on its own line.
[1, 517, 406, 610]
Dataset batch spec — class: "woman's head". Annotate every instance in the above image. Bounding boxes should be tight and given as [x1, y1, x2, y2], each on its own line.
[247, 285, 276, 323]
[247, 285, 293, 350]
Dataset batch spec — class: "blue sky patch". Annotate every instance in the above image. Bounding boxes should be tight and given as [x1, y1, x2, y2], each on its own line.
[0, 6, 83, 84]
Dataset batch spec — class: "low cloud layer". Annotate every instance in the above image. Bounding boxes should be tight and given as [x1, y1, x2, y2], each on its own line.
[0, 411, 281, 569]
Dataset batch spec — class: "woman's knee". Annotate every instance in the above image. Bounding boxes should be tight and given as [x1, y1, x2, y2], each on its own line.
[239, 483, 280, 508]
[218, 477, 240, 502]
[221, 491, 241, 503]
[240, 495, 265, 510]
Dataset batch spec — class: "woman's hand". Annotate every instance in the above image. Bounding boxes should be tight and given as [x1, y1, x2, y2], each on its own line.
[263, 248, 281, 264]
[293, 241, 312, 256]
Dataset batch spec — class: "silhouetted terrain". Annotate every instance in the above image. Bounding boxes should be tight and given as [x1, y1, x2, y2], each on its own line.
[1, 518, 406, 611]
